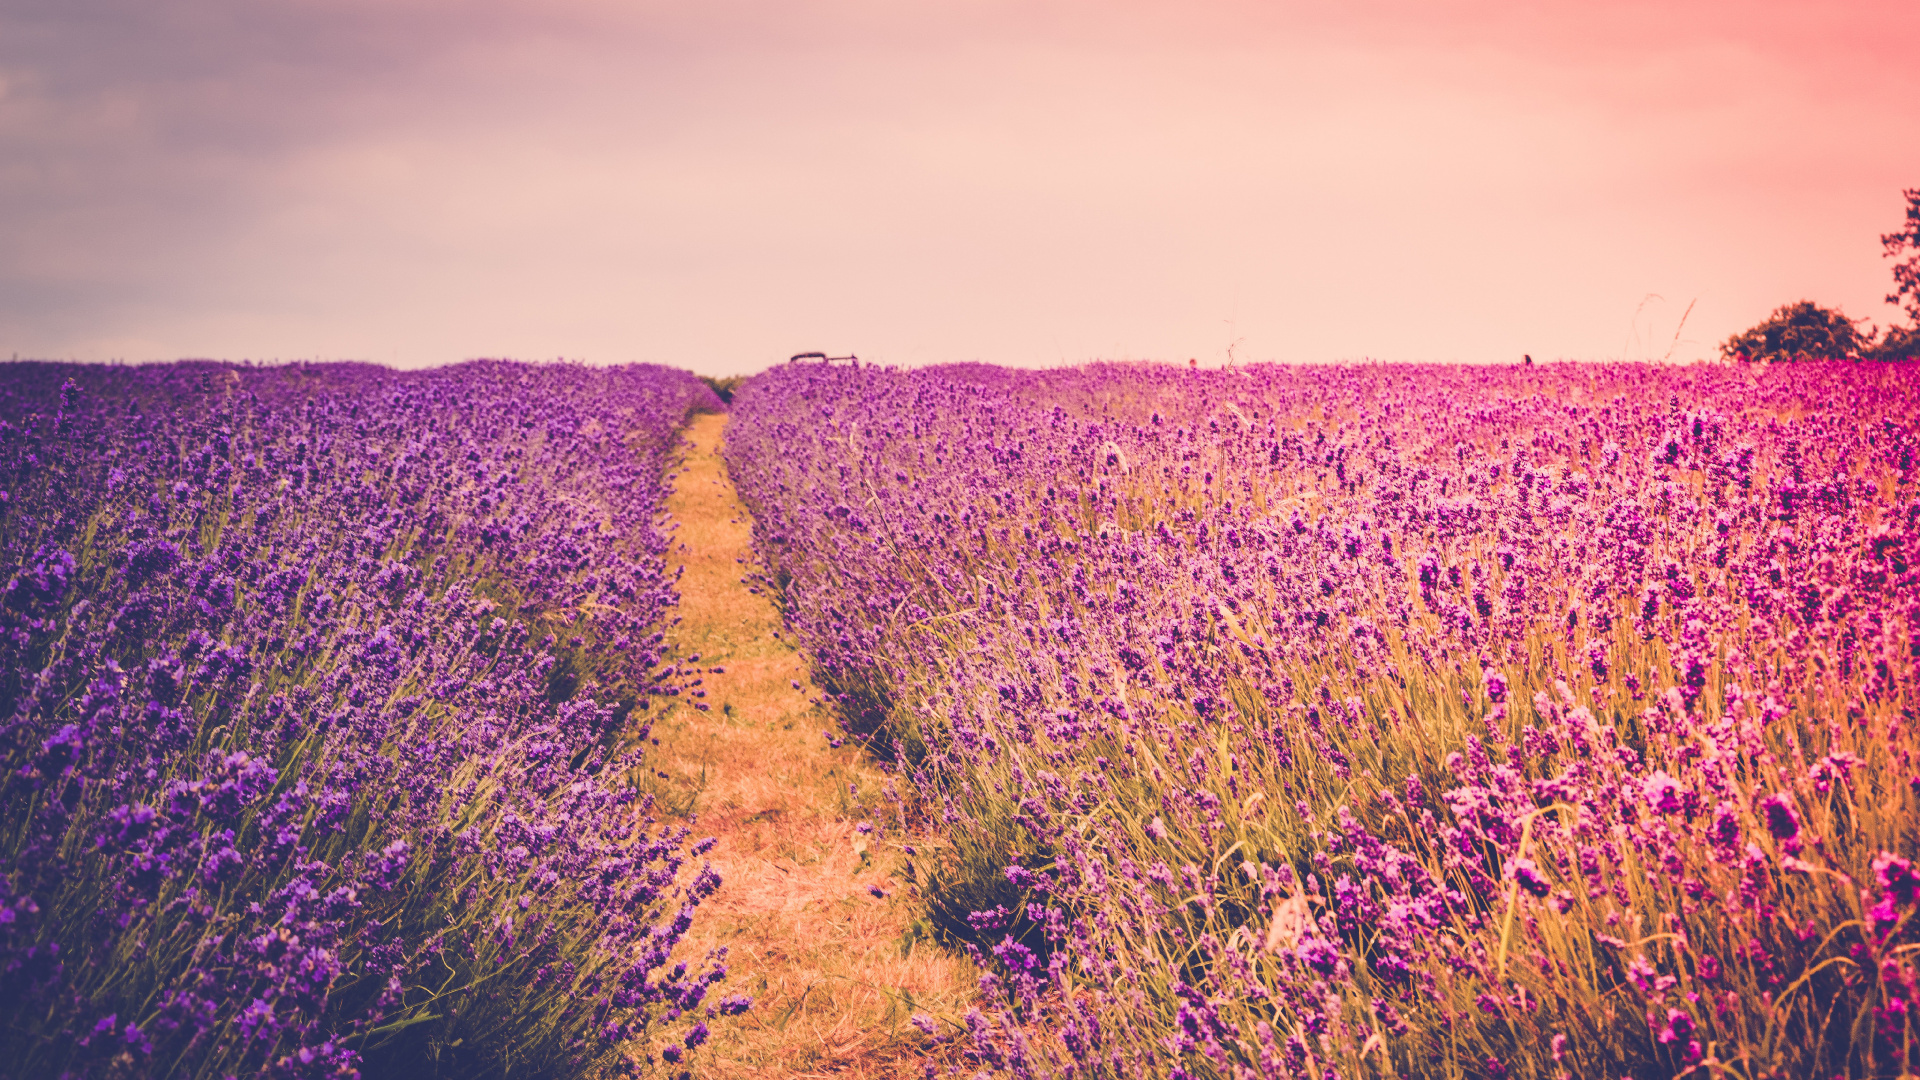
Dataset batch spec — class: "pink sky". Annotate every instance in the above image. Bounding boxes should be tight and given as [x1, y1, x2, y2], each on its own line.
[2, 0, 1916, 374]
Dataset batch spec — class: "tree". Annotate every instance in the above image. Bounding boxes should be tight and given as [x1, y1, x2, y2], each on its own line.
[1883, 187, 1920, 324]
[1873, 187, 1920, 359]
[1719, 300, 1875, 362]
[1871, 320, 1920, 360]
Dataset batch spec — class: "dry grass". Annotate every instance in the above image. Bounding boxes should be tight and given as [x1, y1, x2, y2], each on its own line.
[645, 412, 978, 1079]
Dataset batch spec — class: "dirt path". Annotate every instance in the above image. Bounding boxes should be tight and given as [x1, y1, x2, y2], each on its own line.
[646, 411, 976, 1079]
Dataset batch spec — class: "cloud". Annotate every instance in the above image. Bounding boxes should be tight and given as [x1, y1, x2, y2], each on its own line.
[2, 0, 1916, 368]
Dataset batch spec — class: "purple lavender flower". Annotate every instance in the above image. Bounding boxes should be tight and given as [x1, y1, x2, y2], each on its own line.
[0, 360, 731, 1077]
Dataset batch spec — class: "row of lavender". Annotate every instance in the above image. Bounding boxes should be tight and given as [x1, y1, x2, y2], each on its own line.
[726, 360, 1920, 1079]
[0, 362, 739, 1078]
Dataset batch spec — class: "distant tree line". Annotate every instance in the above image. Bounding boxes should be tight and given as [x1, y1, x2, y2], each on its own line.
[699, 374, 747, 403]
[1721, 187, 1920, 362]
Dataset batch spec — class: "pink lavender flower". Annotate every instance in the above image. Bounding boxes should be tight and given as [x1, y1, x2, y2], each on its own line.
[1508, 857, 1551, 898]
[1657, 1007, 1695, 1044]
[1483, 670, 1508, 705]
[1758, 792, 1802, 854]
[1876, 852, 1920, 906]
[1643, 771, 1685, 815]
[1870, 851, 1920, 934]
[722, 357, 1920, 1078]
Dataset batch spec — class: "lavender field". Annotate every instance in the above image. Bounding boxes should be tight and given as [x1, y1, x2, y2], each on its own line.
[0, 362, 743, 1078]
[5, 356, 1915, 1080]
[726, 360, 1920, 1079]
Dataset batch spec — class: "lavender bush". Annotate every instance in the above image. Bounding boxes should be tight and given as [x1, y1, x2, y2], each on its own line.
[0, 360, 743, 1078]
[726, 359, 1919, 1079]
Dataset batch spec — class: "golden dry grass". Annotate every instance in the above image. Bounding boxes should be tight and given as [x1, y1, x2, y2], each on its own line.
[646, 412, 978, 1079]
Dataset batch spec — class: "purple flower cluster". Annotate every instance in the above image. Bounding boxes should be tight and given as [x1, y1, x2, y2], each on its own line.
[727, 359, 1919, 1078]
[0, 361, 736, 1078]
